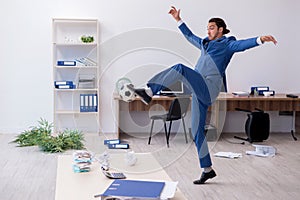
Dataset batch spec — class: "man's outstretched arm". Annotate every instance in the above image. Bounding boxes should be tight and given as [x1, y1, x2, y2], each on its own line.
[260, 35, 277, 45]
[169, 6, 202, 49]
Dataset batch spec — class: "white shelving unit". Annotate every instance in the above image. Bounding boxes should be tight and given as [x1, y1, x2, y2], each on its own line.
[52, 18, 100, 133]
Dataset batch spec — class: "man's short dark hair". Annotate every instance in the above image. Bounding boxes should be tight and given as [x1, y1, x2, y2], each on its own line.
[209, 18, 230, 35]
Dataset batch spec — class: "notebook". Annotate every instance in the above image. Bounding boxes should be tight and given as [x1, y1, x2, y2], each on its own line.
[101, 179, 165, 199]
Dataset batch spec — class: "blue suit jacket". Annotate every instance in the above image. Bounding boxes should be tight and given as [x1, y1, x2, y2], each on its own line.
[179, 22, 259, 101]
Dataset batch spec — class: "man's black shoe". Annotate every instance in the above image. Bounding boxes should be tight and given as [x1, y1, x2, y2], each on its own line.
[193, 169, 216, 184]
[127, 85, 152, 105]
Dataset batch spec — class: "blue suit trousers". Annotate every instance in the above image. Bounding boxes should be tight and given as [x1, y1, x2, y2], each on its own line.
[147, 63, 212, 168]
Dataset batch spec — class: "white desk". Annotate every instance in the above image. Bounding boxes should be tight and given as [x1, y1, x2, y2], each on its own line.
[55, 153, 186, 200]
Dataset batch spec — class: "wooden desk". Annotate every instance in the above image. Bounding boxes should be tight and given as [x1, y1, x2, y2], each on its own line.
[114, 93, 300, 138]
[217, 93, 300, 111]
[115, 95, 191, 138]
[55, 153, 186, 200]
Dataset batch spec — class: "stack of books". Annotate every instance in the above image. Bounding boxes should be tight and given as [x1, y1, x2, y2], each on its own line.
[57, 57, 97, 67]
[75, 57, 97, 66]
[72, 150, 92, 173]
[251, 86, 275, 96]
[78, 74, 95, 89]
[80, 94, 98, 112]
[54, 81, 76, 89]
[104, 139, 129, 149]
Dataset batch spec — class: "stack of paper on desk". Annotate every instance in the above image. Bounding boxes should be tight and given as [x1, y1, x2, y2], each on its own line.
[232, 91, 250, 97]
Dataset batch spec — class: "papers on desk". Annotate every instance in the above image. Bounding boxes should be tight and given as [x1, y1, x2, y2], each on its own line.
[99, 179, 177, 200]
[232, 91, 250, 97]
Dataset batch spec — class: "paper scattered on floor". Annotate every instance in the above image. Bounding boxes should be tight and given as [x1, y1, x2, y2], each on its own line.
[214, 152, 242, 159]
[246, 144, 276, 157]
[160, 181, 178, 200]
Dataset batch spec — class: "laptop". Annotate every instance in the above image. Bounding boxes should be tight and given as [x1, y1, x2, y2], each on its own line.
[159, 81, 184, 96]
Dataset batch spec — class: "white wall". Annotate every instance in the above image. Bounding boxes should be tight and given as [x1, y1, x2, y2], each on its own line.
[0, 0, 299, 134]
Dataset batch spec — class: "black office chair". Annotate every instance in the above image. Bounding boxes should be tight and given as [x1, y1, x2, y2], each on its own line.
[148, 97, 190, 147]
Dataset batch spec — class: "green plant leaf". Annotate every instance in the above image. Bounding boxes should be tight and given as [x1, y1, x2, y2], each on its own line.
[11, 119, 85, 153]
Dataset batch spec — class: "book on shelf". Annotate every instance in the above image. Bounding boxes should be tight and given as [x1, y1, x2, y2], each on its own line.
[75, 57, 97, 66]
[78, 74, 95, 89]
[57, 60, 76, 66]
[56, 84, 76, 89]
[80, 94, 97, 112]
[54, 81, 76, 89]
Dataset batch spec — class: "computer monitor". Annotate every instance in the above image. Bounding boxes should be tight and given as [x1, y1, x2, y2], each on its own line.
[159, 81, 184, 95]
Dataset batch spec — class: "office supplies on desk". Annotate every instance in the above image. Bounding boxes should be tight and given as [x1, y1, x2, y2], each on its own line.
[250, 86, 269, 95]
[102, 170, 126, 179]
[232, 91, 250, 97]
[159, 81, 184, 96]
[286, 94, 298, 98]
[263, 90, 275, 96]
[72, 150, 92, 173]
[101, 179, 165, 199]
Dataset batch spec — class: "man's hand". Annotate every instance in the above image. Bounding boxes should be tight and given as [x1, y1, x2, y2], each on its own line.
[260, 35, 277, 45]
[168, 6, 181, 22]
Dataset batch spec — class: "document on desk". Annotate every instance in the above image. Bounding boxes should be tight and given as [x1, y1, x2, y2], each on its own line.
[101, 179, 165, 199]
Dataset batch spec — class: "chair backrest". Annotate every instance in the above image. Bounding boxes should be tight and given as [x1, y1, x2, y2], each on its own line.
[167, 97, 190, 121]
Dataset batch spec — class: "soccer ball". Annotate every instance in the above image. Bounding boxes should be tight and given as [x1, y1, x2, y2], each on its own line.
[119, 83, 136, 102]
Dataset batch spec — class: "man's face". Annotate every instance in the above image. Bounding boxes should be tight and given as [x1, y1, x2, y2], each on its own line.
[207, 22, 223, 41]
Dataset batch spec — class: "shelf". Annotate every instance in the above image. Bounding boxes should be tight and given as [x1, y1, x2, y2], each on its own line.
[53, 43, 97, 46]
[53, 18, 99, 133]
[55, 110, 98, 114]
[54, 88, 98, 92]
[53, 18, 97, 23]
[55, 66, 98, 69]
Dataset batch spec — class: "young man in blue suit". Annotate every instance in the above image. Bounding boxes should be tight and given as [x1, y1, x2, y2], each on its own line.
[128, 6, 277, 184]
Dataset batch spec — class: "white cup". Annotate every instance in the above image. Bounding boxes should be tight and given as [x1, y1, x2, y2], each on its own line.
[124, 150, 137, 166]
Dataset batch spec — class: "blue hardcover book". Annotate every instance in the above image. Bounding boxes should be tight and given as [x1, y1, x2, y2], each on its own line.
[80, 94, 85, 112]
[84, 94, 89, 112]
[80, 94, 90, 112]
[251, 86, 269, 95]
[104, 139, 120, 145]
[56, 84, 76, 89]
[92, 94, 98, 112]
[108, 143, 129, 149]
[102, 179, 165, 199]
[57, 61, 76, 66]
[87, 94, 93, 112]
[54, 81, 73, 86]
